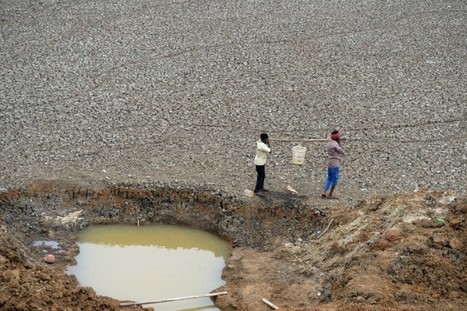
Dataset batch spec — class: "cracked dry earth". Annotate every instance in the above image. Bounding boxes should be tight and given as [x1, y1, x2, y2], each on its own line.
[1, 1, 466, 310]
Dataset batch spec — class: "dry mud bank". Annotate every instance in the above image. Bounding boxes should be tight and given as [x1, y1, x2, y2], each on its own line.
[0, 181, 466, 310]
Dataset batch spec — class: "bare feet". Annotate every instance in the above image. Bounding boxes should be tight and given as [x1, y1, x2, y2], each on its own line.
[327, 195, 339, 200]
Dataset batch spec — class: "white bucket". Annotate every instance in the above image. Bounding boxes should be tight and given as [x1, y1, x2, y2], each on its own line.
[292, 145, 307, 165]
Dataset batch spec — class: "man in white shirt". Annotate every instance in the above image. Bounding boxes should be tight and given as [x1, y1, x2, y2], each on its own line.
[254, 133, 272, 194]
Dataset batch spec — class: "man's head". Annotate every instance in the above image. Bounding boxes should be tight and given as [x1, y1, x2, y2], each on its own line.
[330, 130, 341, 141]
[260, 133, 269, 143]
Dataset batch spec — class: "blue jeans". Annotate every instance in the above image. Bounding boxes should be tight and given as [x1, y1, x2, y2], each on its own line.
[324, 167, 340, 191]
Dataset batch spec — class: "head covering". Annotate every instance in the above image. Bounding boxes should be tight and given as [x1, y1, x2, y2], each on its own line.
[260, 133, 269, 141]
[330, 131, 341, 140]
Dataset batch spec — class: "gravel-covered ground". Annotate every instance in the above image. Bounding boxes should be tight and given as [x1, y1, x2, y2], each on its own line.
[1, 0, 466, 199]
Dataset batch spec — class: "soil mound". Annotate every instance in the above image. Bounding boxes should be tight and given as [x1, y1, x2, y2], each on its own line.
[0, 235, 137, 311]
[217, 190, 467, 310]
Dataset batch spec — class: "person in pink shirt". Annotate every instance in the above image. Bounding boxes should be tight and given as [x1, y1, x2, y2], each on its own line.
[322, 130, 344, 199]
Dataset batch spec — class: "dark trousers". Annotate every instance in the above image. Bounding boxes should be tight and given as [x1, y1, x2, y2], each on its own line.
[254, 165, 266, 192]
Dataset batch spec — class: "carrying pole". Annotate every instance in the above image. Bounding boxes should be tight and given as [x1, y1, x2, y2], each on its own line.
[270, 137, 328, 142]
[270, 137, 350, 142]
[120, 291, 228, 307]
[262, 298, 280, 309]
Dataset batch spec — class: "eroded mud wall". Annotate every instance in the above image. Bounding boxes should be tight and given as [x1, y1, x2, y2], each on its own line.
[0, 182, 324, 249]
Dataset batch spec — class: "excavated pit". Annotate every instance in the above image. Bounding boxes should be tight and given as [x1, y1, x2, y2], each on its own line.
[1, 181, 466, 311]
[0, 181, 325, 311]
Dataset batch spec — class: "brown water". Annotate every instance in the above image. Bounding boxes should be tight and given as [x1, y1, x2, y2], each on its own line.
[67, 224, 230, 311]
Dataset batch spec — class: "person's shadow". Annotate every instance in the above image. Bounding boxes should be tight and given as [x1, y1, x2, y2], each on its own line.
[256, 190, 308, 209]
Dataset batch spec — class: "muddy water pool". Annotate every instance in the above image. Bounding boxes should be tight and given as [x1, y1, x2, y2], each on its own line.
[67, 224, 230, 311]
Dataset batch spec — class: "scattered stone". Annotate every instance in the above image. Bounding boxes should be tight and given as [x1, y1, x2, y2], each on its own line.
[418, 219, 445, 228]
[0, 291, 9, 305]
[432, 235, 448, 247]
[355, 296, 366, 303]
[56, 211, 83, 224]
[371, 239, 391, 251]
[3, 269, 20, 283]
[448, 238, 464, 251]
[438, 195, 456, 205]
[0, 255, 8, 265]
[44, 254, 56, 264]
[243, 189, 254, 197]
[38, 272, 51, 281]
[382, 229, 404, 243]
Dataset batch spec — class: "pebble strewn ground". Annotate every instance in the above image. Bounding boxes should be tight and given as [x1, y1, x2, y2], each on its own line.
[1, 0, 466, 200]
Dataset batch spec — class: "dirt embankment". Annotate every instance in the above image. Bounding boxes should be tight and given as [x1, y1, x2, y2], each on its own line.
[0, 181, 466, 311]
[217, 190, 467, 311]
